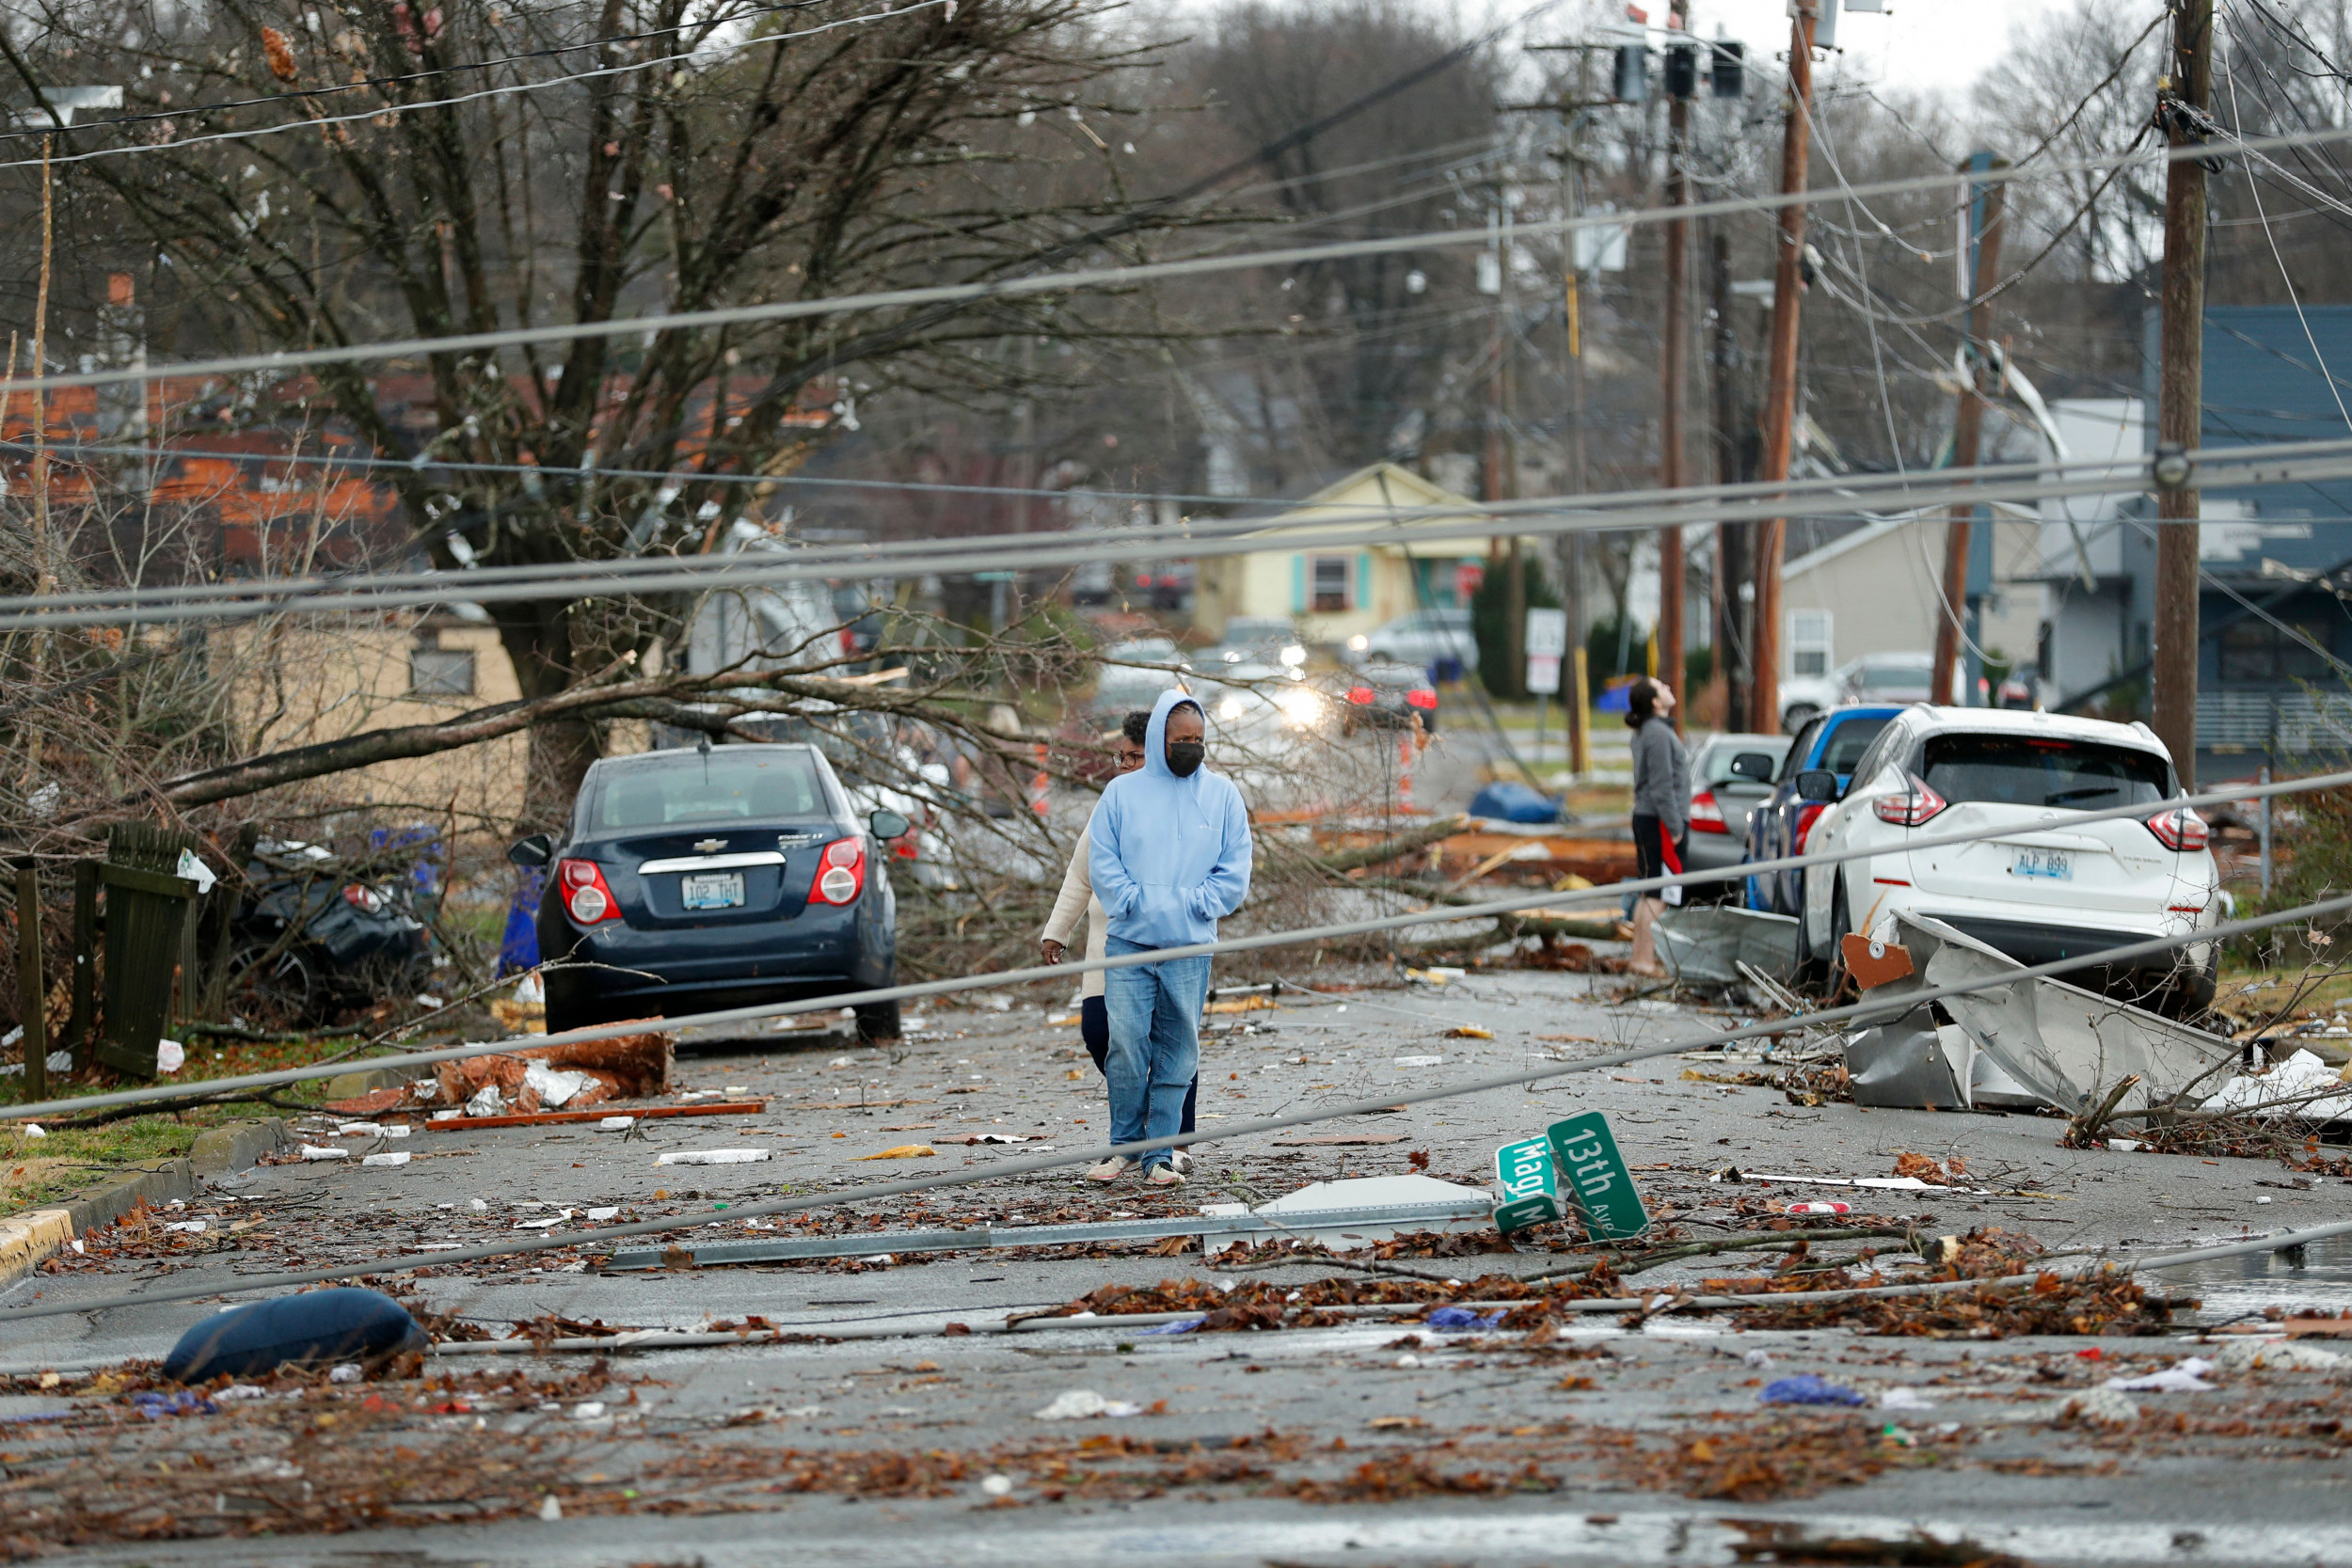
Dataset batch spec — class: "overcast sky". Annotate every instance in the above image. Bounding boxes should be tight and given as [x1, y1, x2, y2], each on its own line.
[1683, 0, 2065, 98]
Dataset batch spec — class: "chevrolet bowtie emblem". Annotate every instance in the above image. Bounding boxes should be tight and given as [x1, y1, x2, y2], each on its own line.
[693, 838, 726, 853]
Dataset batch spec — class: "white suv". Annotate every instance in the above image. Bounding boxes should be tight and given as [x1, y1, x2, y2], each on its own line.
[1796, 707, 2220, 1015]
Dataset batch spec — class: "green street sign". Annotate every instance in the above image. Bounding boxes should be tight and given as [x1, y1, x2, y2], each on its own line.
[1546, 1111, 1650, 1242]
[1491, 1134, 1563, 1235]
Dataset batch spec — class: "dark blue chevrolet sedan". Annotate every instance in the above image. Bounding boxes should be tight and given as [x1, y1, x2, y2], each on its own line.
[510, 743, 909, 1039]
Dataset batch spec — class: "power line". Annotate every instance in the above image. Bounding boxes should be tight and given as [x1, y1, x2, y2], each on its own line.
[17, 119, 2352, 400]
[0, 0, 834, 148]
[3, 436, 2346, 629]
[0, 0, 950, 174]
[5, 879, 2342, 1322]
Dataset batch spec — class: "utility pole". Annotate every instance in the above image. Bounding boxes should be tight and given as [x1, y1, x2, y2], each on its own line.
[1708, 227, 1750, 733]
[1931, 153, 2007, 707]
[1657, 33, 1693, 732]
[1485, 177, 1525, 700]
[1750, 1, 1818, 736]
[2154, 0, 2212, 789]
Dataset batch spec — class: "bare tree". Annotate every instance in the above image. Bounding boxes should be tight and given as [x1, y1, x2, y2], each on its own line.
[1, 0, 1204, 824]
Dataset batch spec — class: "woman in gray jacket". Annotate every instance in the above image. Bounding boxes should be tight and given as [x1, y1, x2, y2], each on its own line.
[1625, 677, 1689, 974]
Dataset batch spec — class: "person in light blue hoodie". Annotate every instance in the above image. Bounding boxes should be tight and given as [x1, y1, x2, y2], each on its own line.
[1087, 688, 1252, 1186]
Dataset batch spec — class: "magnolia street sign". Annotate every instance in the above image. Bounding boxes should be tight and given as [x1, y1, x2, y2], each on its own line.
[1490, 1113, 1650, 1241]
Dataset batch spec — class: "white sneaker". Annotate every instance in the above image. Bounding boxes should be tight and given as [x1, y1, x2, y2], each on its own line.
[1170, 1149, 1195, 1175]
[1145, 1165, 1187, 1188]
[1086, 1156, 1136, 1183]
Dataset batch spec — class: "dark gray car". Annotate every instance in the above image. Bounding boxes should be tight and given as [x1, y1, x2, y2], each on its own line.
[1682, 732, 1792, 897]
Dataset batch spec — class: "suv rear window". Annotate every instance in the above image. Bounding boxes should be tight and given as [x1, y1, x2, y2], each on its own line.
[1918, 735, 2169, 810]
[1819, 717, 1889, 775]
[596, 752, 827, 828]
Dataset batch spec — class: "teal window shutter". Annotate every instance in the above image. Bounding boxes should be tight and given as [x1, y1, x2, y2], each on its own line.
[1291, 555, 1306, 613]
[1357, 551, 1373, 611]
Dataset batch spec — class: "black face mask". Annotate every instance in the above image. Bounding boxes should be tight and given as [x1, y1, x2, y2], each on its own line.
[1166, 740, 1205, 778]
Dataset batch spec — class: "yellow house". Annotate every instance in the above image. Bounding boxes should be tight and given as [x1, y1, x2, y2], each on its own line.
[1191, 462, 1510, 645]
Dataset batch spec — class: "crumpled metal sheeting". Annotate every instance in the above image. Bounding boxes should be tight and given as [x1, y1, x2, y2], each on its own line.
[1654, 905, 1800, 987]
[1843, 1009, 1973, 1110]
[1870, 913, 2233, 1114]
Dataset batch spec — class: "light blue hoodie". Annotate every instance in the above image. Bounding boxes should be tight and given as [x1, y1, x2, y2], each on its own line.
[1089, 689, 1253, 948]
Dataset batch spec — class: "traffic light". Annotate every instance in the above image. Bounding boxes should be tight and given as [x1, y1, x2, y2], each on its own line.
[1663, 40, 1699, 100]
[1613, 42, 1648, 103]
[1709, 39, 1744, 99]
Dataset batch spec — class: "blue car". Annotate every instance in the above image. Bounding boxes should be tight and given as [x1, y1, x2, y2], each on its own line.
[510, 743, 910, 1040]
[1742, 705, 1904, 915]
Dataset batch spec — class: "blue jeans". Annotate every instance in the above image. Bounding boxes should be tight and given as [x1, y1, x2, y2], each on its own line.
[1103, 936, 1211, 1171]
[1081, 996, 1197, 1136]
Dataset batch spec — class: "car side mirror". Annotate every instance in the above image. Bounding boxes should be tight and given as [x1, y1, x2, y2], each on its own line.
[868, 808, 911, 841]
[1730, 752, 1777, 783]
[507, 832, 554, 867]
[1793, 769, 1839, 803]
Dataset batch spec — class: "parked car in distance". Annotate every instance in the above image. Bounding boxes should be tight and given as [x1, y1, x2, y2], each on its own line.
[1217, 616, 1310, 669]
[1683, 732, 1792, 897]
[1343, 655, 1440, 734]
[513, 743, 911, 1041]
[1778, 651, 1939, 733]
[1796, 706, 2219, 1016]
[1092, 638, 1189, 716]
[1744, 706, 1902, 915]
[1343, 607, 1479, 676]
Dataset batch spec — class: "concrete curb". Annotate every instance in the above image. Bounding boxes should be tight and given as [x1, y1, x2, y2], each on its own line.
[0, 1118, 287, 1290]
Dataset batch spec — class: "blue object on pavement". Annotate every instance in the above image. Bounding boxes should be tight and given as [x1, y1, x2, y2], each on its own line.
[133, 1389, 217, 1418]
[498, 865, 545, 975]
[1469, 782, 1560, 824]
[1424, 1307, 1508, 1330]
[1758, 1373, 1867, 1407]
[1137, 1317, 1206, 1336]
[162, 1288, 429, 1383]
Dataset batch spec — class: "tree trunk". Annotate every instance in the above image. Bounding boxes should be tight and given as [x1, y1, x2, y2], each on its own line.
[497, 600, 603, 832]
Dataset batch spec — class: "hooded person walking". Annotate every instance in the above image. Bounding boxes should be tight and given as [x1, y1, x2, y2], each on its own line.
[1086, 688, 1252, 1186]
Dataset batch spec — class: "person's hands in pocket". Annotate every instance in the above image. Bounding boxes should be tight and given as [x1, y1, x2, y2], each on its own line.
[1041, 939, 1065, 965]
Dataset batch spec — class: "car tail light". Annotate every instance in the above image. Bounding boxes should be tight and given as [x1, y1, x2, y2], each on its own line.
[1689, 788, 1729, 834]
[812, 836, 866, 906]
[1873, 772, 1947, 827]
[2146, 806, 2210, 851]
[556, 858, 619, 924]
[1405, 689, 1437, 710]
[1347, 687, 1375, 705]
[1794, 801, 1828, 851]
[342, 883, 385, 913]
[840, 626, 856, 656]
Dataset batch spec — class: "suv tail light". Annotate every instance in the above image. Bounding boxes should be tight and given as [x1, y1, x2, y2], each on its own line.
[1794, 800, 1828, 851]
[342, 883, 385, 913]
[556, 858, 620, 924]
[1873, 772, 1948, 827]
[1347, 687, 1375, 705]
[1405, 689, 1437, 710]
[812, 836, 867, 906]
[2146, 806, 2211, 851]
[1689, 788, 1729, 834]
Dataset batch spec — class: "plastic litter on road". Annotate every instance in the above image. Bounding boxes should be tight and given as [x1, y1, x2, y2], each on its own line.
[1759, 1374, 1868, 1407]
[654, 1148, 770, 1166]
[1033, 1389, 1143, 1420]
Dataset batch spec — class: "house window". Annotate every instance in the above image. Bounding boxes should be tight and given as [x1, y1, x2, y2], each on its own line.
[1309, 555, 1353, 613]
[409, 646, 476, 696]
[2217, 619, 2333, 683]
[1789, 610, 1833, 678]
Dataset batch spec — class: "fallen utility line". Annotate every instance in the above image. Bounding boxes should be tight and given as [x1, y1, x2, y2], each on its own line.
[5, 890, 2344, 1329]
[8, 439, 2350, 628]
[18, 119, 2352, 398]
[0, 440, 2175, 612]
[7, 761, 2340, 1129]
